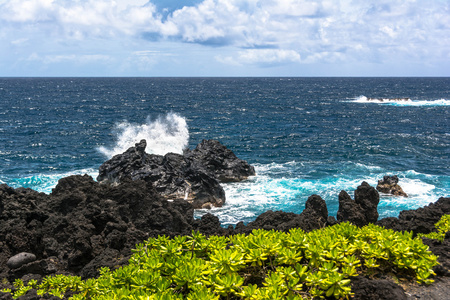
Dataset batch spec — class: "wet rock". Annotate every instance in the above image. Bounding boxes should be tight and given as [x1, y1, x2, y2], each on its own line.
[337, 182, 379, 226]
[377, 175, 408, 197]
[97, 139, 236, 208]
[184, 139, 255, 182]
[6, 253, 36, 270]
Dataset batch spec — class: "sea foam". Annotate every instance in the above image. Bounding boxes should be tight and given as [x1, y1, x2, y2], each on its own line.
[98, 113, 189, 158]
[351, 96, 450, 106]
[195, 161, 447, 225]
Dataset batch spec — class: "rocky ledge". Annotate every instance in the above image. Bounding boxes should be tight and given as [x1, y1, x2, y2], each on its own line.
[97, 139, 255, 209]
[0, 142, 449, 300]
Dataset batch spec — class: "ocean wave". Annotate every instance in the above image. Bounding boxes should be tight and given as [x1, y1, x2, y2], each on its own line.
[351, 96, 450, 106]
[97, 112, 189, 158]
[195, 161, 448, 225]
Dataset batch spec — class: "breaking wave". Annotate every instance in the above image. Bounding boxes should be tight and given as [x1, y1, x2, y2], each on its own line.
[98, 113, 189, 158]
[351, 96, 450, 106]
[195, 161, 448, 226]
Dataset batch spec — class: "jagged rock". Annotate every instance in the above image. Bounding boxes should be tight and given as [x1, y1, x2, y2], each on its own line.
[0, 163, 449, 300]
[337, 182, 380, 226]
[97, 139, 254, 208]
[243, 194, 329, 232]
[0, 175, 196, 281]
[377, 175, 408, 197]
[337, 190, 367, 227]
[184, 139, 255, 182]
[377, 197, 450, 235]
[6, 253, 36, 269]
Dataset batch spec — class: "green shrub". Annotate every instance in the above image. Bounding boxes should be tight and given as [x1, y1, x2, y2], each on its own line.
[2, 221, 441, 299]
[418, 214, 450, 243]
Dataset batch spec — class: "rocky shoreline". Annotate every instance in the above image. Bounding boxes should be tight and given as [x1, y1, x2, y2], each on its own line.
[0, 140, 448, 299]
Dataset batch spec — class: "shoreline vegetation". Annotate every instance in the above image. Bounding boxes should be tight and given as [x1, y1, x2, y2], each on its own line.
[0, 140, 449, 299]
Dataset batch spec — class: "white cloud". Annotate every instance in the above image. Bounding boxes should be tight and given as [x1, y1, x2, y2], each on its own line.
[0, 0, 448, 75]
[26, 53, 112, 64]
[0, 0, 162, 38]
[218, 49, 301, 66]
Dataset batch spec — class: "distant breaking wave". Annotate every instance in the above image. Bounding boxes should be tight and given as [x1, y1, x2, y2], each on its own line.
[351, 96, 450, 106]
[98, 113, 189, 158]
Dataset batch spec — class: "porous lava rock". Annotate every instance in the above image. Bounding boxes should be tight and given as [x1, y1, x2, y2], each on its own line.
[377, 197, 450, 235]
[0, 175, 196, 282]
[351, 277, 407, 300]
[184, 139, 255, 182]
[97, 139, 254, 209]
[0, 171, 449, 300]
[337, 181, 380, 226]
[377, 175, 408, 197]
[242, 194, 330, 232]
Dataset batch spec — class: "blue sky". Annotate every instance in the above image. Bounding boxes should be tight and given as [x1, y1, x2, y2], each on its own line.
[0, 0, 449, 77]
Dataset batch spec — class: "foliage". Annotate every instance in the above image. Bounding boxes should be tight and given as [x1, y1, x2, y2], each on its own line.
[2, 221, 441, 299]
[418, 214, 450, 243]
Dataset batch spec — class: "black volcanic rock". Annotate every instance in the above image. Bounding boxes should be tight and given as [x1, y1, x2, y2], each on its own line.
[377, 175, 408, 197]
[243, 194, 329, 232]
[337, 181, 380, 226]
[184, 139, 255, 182]
[97, 139, 253, 209]
[351, 277, 407, 300]
[0, 175, 196, 281]
[377, 197, 450, 235]
[0, 165, 448, 300]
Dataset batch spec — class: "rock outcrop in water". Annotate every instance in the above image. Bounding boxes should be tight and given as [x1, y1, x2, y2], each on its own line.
[97, 139, 255, 209]
[377, 175, 408, 197]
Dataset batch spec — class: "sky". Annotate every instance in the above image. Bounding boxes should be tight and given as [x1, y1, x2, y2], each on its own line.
[0, 0, 449, 77]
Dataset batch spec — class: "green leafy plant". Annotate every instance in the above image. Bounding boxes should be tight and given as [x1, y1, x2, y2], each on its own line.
[418, 214, 450, 242]
[2, 220, 442, 299]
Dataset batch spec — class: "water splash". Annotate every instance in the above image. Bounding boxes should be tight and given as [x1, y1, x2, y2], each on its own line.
[98, 113, 189, 157]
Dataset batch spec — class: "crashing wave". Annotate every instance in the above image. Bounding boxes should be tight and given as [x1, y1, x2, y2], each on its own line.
[98, 113, 189, 158]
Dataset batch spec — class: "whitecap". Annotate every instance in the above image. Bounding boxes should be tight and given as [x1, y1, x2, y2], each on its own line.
[349, 96, 450, 106]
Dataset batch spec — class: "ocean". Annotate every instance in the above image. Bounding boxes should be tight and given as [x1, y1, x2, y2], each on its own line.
[0, 77, 449, 226]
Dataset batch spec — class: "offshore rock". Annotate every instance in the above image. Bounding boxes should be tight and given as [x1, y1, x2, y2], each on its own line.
[184, 139, 255, 182]
[337, 182, 380, 226]
[377, 175, 408, 197]
[97, 139, 253, 209]
[97, 139, 226, 209]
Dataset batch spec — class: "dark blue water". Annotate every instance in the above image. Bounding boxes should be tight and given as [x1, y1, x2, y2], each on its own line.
[1, 78, 449, 225]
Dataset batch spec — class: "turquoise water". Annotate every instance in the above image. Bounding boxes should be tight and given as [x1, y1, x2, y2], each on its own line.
[1, 77, 449, 225]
